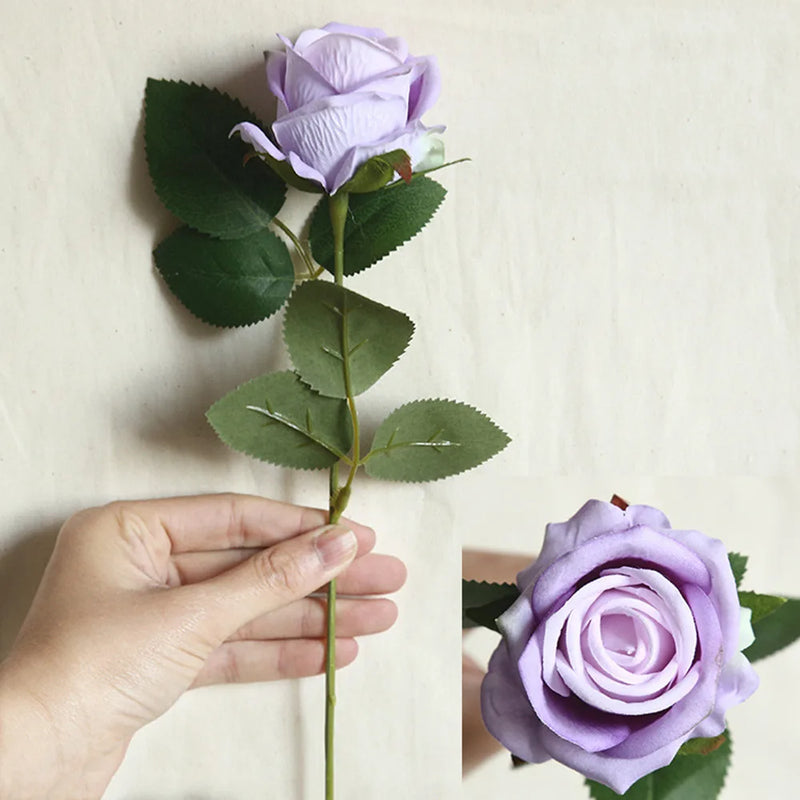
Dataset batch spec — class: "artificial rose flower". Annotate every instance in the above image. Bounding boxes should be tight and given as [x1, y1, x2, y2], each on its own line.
[231, 22, 444, 194]
[481, 500, 759, 794]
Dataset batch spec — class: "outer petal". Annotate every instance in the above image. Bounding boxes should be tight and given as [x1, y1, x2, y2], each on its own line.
[272, 93, 408, 192]
[407, 55, 442, 121]
[539, 725, 684, 795]
[496, 582, 537, 663]
[265, 50, 288, 108]
[229, 122, 286, 162]
[282, 47, 337, 110]
[692, 652, 759, 737]
[668, 528, 740, 664]
[328, 120, 445, 194]
[481, 644, 551, 764]
[531, 526, 711, 619]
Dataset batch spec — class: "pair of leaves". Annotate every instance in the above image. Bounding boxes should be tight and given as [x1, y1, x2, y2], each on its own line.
[145, 79, 294, 327]
[208, 280, 509, 479]
[586, 735, 731, 800]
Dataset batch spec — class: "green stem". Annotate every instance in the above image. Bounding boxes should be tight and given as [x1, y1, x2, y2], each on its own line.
[271, 215, 317, 277]
[324, 191, 355, 800]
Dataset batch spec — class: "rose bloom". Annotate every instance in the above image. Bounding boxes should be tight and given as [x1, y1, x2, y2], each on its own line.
[231, 22, 444, 194]
[481, 500, 759, 793]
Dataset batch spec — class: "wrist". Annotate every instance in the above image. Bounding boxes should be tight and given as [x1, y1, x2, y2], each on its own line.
[0, 657, 107, 800]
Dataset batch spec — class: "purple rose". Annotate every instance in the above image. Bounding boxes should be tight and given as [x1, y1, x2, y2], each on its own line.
[481, 500, 759, 794]
[231, 23, 444, 194]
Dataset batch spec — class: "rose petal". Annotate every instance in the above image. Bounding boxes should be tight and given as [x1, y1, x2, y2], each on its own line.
[321, 22, 389, 41]
[538, 724, 684, 795]
[668, 528, 741, 664]
[604, 584, 723, 758]
[265, 50, 288, 109]
[272, 93, 408, 193]
[496, 582, 537, 663]
[301, 32, 403, 94]
[531, 526, 711, 619]
[692, 652, 759, 738]
[229, 122, 286, 162]
[407, 55, 442, 121]
[282, 48, 337, 110]
[519, 630, 634, 752]
[480, 644, 551, 764]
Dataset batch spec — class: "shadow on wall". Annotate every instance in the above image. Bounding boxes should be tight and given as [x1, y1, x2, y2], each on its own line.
[0, 521, 60, 660]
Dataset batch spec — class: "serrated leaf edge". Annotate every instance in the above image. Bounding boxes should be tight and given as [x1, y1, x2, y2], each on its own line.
[364, 397, 511, 484]
[311, 177, 448, 276]
[281, 281, 416, 397]
[205, 376, 341, 471]
[153, 226, 294, 330]
[144, 78, 286, 240]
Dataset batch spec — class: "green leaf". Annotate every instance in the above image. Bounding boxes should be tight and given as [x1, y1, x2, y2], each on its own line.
[364, 399, 510, 483]
[462, 579, 520, 632]
[283, 281, 414, 398]
[308, 176, 447, 276]
[145, 78, 286, 238]
[738, 591, 787, 623]
[728, 552, 748, 588]
[206, 371, 352, 469]
[744, 597, 800, 663]
[586, 734, 731, 799]
[154, 226, 294, 327]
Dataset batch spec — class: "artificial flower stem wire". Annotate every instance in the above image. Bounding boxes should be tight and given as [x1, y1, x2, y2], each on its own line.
[324, 190, 358, 800]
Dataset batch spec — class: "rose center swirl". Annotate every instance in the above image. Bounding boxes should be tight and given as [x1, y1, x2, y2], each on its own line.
[540, 567, 701, 715]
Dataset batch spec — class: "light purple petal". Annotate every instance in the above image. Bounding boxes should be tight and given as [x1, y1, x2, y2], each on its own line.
[531, 526, 712, 619]
[265, 50, 288, 108]
[283, 47, 336, 110]
[693, 652, 759, 737]
[668, 528, 740, 664]
[301, 32, 403, 94]
[407, 55, 442, 121]
[496, 582, 537, 663]
[518, 629, 634, 752]
[626, 504, 672, 530]
[481, 644, 551, 764]
[539, 724, 684, 795]
[605, 584, 722, 758]
[289, 29, 330, 51]
[328, 120, 445, 194]
[229, 122, 285, 161]
[285, 151, 327, 190]
[273, 93, 407, 192]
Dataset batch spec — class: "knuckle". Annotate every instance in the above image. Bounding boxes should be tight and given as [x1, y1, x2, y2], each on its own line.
[254, 547, 308, 599]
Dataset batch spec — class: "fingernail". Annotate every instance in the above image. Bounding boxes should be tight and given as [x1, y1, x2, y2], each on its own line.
[314, 525, 357, 568]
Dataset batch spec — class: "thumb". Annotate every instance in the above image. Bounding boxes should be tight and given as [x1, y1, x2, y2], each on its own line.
[193, 523, 358, 639]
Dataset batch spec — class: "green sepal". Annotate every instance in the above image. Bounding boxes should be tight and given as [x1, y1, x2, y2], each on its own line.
[364, 399, 510, 483]
[338, 149, 412, 194]
[738, 591, 787, 624]
[462, 580, 520, 632]
[144, 79, 286, 238]
[744, 597, 800, 663]
[206, 371, 352, 469]
[586, 734, 731, 799]
[309, 176, 447, 276]
[241, 146, 324, 194]
[153, 226, 294, 327]
[727, 552, 748, 589]
[283, 281, 414, 398]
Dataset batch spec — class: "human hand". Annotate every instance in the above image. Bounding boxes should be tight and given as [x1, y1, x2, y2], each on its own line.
[0, 493, 406, 800]
[462, 549, 532, 777]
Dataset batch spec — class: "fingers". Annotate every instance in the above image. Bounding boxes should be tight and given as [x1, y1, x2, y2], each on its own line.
[191, 638, 359, 687]
[173, 550, 406, 595]
[229, 597, 398, 641]
[188, 523, 358, 639]
[112, 492, 374, 554]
